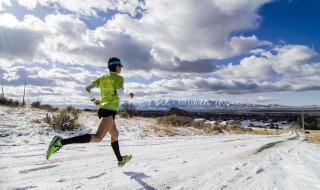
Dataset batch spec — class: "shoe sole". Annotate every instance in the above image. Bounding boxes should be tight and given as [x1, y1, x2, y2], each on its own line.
[118, 155, 132, 168]
[46, 136, 61, 160]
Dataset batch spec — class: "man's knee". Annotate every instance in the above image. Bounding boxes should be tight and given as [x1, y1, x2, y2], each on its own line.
[110, 130, 119, 141]
[110, 131, 119, 139]
[92, 133, 104, 142]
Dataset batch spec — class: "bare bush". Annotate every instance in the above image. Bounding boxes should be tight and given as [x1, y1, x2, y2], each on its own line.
[305, 133, 320, 144]
[157, 115, 193, 127]
[41, 104, 59, 112]
[0, 97, 21, 107]
[43, 113, 51, 124]
[121, 102, 137, 118]
[31, 101, 59, 112]
[191, 120, 211, 129]
[119, 112, 130, 118]
[44, 109, 81, 131]
[65, 105, 81, 115]
[31, 101, 41, 108]
[166, 107, 189, 116]
[227, 124, 242, 131]
[151, 125, 181, 136]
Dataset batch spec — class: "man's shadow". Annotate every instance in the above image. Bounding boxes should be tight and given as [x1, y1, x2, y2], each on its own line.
[123, 172, 156, 190]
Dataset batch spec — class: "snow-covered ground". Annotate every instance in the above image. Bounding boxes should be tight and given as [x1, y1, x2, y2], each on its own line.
[1, 106, 320, 190]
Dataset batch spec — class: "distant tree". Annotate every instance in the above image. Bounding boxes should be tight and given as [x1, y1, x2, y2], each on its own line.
[166, 107, 189, 116]
[268, 122, 275, 129]
[121, 102, 137, 118]
[306, 118, 320, 130]
[31, 101, 41, 108]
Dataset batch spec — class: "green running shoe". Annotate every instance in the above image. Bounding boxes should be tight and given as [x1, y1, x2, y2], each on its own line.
[118, 155, 132, 167]
[46, 136, 63, 160]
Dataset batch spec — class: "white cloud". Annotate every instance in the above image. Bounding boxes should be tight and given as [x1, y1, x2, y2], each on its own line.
[0, 0, 274, 77]
[1, 0, 320, 105]
[0, 0, 11, 12]
[217, 45, 319, 80]
[125, 70, 320, 100]
[36, 0, 144, 17]
[110, 0, 267, 61]
[248, 96, 280, 102]
[17, 0, 37, 10]
[0, 13, 19, 27]
[0, 64, 101, 105]
[218, 55, 277, 80]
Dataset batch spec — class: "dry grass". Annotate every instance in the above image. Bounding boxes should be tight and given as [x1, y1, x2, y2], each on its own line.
[152, 116, 287, 136]
[250, 129, 284, 135]
[230, 126, 283, 135]
[250, 129, 283, 135]
[156, 115, 227, 135]
[119, 112, 130, 118]
[151, 125, 182, 136]
[157, 115, 194, 127]
[43, 108, 81, 131]
[0, 97, 21, 107]
[305, 133, 320, 144]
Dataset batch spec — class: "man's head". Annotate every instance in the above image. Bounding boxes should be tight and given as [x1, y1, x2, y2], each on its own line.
[108, 57, 123, 73]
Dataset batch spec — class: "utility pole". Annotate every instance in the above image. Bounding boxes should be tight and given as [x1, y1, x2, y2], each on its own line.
[1, 78, 4, 98]
[22, 82, 26, 105]
[301, 110, 305, 132]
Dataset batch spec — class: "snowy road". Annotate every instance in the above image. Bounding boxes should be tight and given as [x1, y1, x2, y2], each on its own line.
[1, 132, 320, 190]
[1, 107, 320, 190]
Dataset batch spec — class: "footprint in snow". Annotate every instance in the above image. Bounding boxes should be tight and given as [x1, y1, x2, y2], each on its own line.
[19, 165, 59, 174]
[87, 172, 106, 179]
[12, 185, 37, 190]
[57, 178, 67, 182]
[255, 166, 264, 174]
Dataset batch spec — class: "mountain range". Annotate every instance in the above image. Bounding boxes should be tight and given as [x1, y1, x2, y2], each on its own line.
[77, 99, 319, 110]
[133, 100, 284, 110]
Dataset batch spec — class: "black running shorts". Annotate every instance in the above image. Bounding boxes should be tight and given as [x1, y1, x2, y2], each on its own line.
[98, 108, 117, 120]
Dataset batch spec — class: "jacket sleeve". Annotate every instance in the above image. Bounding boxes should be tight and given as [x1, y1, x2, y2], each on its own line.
[84, 83, 96, 101]
[116, 89, 131, 99]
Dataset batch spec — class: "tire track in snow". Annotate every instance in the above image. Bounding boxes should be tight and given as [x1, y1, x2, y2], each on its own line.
[113, 133, 297, 190]
[221, 136, 320, 190]
[1, 131, 297, 190]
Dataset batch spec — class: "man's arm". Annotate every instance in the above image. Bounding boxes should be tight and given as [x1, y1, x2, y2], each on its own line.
[116, 89, 134, 99]
[84, 83, 96, 101]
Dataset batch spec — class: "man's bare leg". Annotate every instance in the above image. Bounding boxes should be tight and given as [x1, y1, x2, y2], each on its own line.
[90, 116, 114, 142]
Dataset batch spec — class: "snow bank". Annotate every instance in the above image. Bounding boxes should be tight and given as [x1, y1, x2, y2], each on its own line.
[1, 106, 320, 190]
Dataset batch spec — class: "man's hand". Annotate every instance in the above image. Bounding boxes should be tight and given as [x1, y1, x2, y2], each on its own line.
[93, 99, 100, 106]
[129, 93, 134, 98]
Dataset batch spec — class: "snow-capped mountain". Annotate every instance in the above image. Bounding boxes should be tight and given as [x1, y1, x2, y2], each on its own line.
[134, 99, 276, 110]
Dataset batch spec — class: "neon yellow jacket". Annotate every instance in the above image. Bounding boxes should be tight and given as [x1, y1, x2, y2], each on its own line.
[92, 72, 124, 111]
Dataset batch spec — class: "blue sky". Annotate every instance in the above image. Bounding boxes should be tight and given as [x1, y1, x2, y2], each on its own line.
[0, 0, 319, 107]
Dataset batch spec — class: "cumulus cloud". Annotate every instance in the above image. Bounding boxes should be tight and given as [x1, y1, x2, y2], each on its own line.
[1, 0, 319, 105]
[217, 45, 319, 80]
[0, 63, 102, 104]
[110, 0, 265, 61]
[34, 0, 144, 17]
[0, 0, 273, 77]
[17, 0, 37, 10]
[0, 0, 11, 12]
[247, 96, 280, 103]
[127, 59, 320, 98]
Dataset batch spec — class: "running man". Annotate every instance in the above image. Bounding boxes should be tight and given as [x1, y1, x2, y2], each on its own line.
[46, 57, 134, 167]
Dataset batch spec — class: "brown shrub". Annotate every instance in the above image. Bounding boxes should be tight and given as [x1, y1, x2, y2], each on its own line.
[157, 115, 193, 127]
[44, 109, 81, 131]
[151, 125, 181, 136]
[119, 112, 130, 118]
[305, 133, 320, 144]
